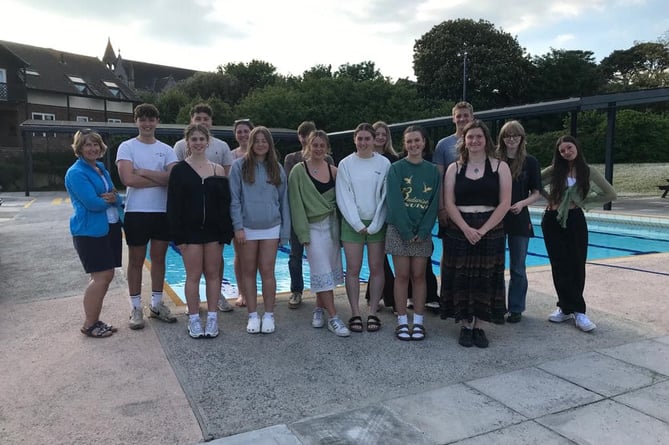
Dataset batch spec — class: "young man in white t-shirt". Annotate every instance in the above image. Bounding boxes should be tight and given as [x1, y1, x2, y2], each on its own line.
[173, 103, 233, 175]
[116, 103, 179, 329]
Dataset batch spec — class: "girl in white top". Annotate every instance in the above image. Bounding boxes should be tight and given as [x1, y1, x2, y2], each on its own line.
[336, 122, 390, 333]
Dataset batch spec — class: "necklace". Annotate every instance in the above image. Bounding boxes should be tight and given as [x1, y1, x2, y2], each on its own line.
[308, 161, 325, 175]
[470, 161, 485, 174]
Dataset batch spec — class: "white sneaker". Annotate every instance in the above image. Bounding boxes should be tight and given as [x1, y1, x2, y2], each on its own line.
[548, 308, 574, 323]
[129, 307, 145, 330]
[312, 307, 325, 328]
[188, 317, 204, 338]
[217, 296, 233, 312]
[328, 317, 351, 337]
[261, 314, 275, 334]
[247, 316, 260, 334]
[575, 312, 596, 332]
[205, 317, 219, 338]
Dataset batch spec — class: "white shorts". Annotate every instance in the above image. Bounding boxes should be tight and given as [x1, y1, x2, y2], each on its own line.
[244, 225, 280, 241]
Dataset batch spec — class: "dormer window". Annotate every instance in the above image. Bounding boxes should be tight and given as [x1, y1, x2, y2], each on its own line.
[103, 80, 125, 98]
[67, 75, 90, 95]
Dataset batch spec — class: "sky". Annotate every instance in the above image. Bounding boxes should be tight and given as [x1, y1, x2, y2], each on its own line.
[1, 0, 668, 81]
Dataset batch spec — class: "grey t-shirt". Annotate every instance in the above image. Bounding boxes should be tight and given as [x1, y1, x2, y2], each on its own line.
[433, 134, 460, 169]
[173, 136, 233, 167]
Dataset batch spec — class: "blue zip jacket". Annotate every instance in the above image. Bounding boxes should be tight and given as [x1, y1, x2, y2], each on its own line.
[65, 158, 122, 237]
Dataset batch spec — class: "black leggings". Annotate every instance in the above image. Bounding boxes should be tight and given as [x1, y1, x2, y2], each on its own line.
[541, 208, 588, 314]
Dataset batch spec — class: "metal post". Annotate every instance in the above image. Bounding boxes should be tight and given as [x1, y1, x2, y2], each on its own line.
[603, 102, 616, 211]
[462, 50, 468, 101]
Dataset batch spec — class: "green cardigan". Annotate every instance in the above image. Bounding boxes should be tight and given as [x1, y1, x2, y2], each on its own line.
[541, 165, 617, 227]
[288, 162, 338, 244]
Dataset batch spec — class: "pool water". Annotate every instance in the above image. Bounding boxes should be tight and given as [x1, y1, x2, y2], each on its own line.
[163, 213, 669, 303]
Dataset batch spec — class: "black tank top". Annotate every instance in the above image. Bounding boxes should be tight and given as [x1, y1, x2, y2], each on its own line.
[305, 163, 335, 194]
[454, 158, 500, 206]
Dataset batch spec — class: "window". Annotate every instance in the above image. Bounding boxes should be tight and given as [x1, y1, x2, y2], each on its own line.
[0, 68, 6, 101]
[107, 118, 122, 123]
[32, 112, 56, 120]
[67, 75, 90, 95]
[76, 116, 89, 122]
[103, 80, 125, 98]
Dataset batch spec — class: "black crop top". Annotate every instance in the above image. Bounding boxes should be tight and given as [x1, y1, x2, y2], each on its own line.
[454, 158, 500, 206]
[306, 163, 335, 194]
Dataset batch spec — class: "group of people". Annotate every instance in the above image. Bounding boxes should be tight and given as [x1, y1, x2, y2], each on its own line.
[65, 100, 616, 346]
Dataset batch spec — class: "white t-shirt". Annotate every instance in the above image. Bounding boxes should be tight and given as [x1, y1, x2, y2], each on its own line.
[116, 138, 178, 212]
[173, 136, 233, 167]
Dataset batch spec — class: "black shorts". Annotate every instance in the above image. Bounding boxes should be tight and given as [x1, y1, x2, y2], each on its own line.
[73, 222, 123, 273]
[123, 212, 170, 246]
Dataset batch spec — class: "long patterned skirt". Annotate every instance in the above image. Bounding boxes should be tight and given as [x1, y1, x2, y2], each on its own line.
[305, 215, 344, 293]
[440, 211, 507, 323]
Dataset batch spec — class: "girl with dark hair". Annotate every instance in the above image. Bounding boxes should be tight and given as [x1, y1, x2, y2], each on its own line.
[541, 135, 616, 332]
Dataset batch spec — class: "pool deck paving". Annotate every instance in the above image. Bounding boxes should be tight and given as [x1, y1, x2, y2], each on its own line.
[0, 191, 668, 445]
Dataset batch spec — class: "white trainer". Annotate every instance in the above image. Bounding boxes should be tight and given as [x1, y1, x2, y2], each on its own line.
[548, 308, 574, 323]
[575, 312, 596, 332]
[261, 314, 275, 334]
[328, 317, 351, 337]
[247, 316, 260, 334]
[312, 307, 325, 328]
[205, 317, 219, 338]
[217, 296, 233, 312]
[188, 317, 204, 338]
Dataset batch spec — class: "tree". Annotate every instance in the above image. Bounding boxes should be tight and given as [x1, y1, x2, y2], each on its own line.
[334, 61, 383, 82]
[302, 64, 333, 81]
[413, 19, 534, 109]
[531, 49, 605, 101]
[218, 60, 281, 104]
[600, 42, 669, 90]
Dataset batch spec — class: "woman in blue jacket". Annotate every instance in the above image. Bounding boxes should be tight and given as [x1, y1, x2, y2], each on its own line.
[65, 130, 123, 338]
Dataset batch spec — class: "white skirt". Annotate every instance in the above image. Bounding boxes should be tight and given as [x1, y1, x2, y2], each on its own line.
[244, 225, 280, 241]
[305, 216, 344, 292]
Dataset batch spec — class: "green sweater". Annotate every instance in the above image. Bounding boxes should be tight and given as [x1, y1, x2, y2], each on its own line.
[288, 162, 338, 244]
[386, 158, 441, 241]
[541, 165, 617, 228]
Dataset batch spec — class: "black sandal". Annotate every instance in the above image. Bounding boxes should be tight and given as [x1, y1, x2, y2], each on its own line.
[395, 324, 411, 341]
[367, 315, 381, 332]
[348, 316, 364, 333]
[99, 320, 118, 332]
[80, 320, 113, 338]
[411, 324, 426, 341]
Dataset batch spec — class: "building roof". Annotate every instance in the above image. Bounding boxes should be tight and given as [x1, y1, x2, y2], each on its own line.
[0, 40, 138, 102]
[117, 58, 199, 93]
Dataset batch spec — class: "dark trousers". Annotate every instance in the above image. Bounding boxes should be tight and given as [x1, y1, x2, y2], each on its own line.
[541, 208, 588, 314]
[288, 227, 304, 293]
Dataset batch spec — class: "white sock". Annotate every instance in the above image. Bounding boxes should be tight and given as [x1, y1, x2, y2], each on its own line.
[151, 291, 163, 308]
[413, 314, 424, 326]
[263, 312, 274, 319]
[248, 311, 259, 319]
[188, 313, 200, 323]
[130, 295, 142, 309]
[207, 311, 217, 321]
[397, 314, 408, 325]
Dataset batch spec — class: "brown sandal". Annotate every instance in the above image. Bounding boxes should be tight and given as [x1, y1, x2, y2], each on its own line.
[348, 316, 363, 333]
[367, 315, 381, 332]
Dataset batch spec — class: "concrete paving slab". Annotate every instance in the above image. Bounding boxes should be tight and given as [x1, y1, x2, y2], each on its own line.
[537, 351, 666, 397]
[451, 421, 573, 445]
[614, 380, 669, 423]
[655, 336, 669, 345]
[289, 405, 433, 445]
[467, 367, 603, 418]
[205, 425, 302, 445]
[598, 339, 669, 376]
[382, 383, 526, 444]
[537, 399, 669, 445]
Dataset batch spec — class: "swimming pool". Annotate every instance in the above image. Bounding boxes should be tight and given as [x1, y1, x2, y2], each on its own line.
[163, 210, 669, 303]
